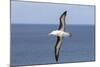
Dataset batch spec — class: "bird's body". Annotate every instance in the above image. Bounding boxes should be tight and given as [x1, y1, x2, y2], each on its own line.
[49, 11, 72, 63]
[49, 30, 71, 37]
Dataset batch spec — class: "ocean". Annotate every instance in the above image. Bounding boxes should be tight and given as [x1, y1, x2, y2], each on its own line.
[10, 24, 95, 66]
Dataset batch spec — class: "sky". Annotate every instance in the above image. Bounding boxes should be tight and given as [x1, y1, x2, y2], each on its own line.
[11, 1, 95, 24]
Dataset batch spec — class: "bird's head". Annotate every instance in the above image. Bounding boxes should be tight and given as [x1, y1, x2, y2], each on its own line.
[48, 30, 58, 36]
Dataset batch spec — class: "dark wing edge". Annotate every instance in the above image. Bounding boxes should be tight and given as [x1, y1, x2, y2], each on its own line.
[55, 36, 64, 62]
[58, 11, 67, 31]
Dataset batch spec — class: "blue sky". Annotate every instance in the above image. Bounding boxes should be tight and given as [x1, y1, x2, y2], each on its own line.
[11, 1, 95, 24]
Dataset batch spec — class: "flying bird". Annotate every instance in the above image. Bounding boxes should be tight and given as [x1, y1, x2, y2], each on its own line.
[49, 11, 72, 63]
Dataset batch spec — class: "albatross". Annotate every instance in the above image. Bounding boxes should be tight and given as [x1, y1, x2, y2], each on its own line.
[49, 11, 72, 62]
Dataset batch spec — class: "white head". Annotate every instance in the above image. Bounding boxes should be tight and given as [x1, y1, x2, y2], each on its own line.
[48, 30, 59, 36]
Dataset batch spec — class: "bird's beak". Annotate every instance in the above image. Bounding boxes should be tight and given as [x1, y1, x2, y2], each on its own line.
[48, 33, 51, 35]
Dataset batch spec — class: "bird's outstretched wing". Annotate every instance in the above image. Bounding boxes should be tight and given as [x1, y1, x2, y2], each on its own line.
[58, 11, 67, 31]
[55, 36, 64, 62]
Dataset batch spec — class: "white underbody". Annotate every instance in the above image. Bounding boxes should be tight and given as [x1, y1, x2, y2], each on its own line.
[49, 30, 71, 37]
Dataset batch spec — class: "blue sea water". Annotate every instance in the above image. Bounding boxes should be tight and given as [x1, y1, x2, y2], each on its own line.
[11, 24, 95, 66]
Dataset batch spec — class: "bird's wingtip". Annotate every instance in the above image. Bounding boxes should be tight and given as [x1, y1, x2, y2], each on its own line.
[63, 11, 67, 15]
